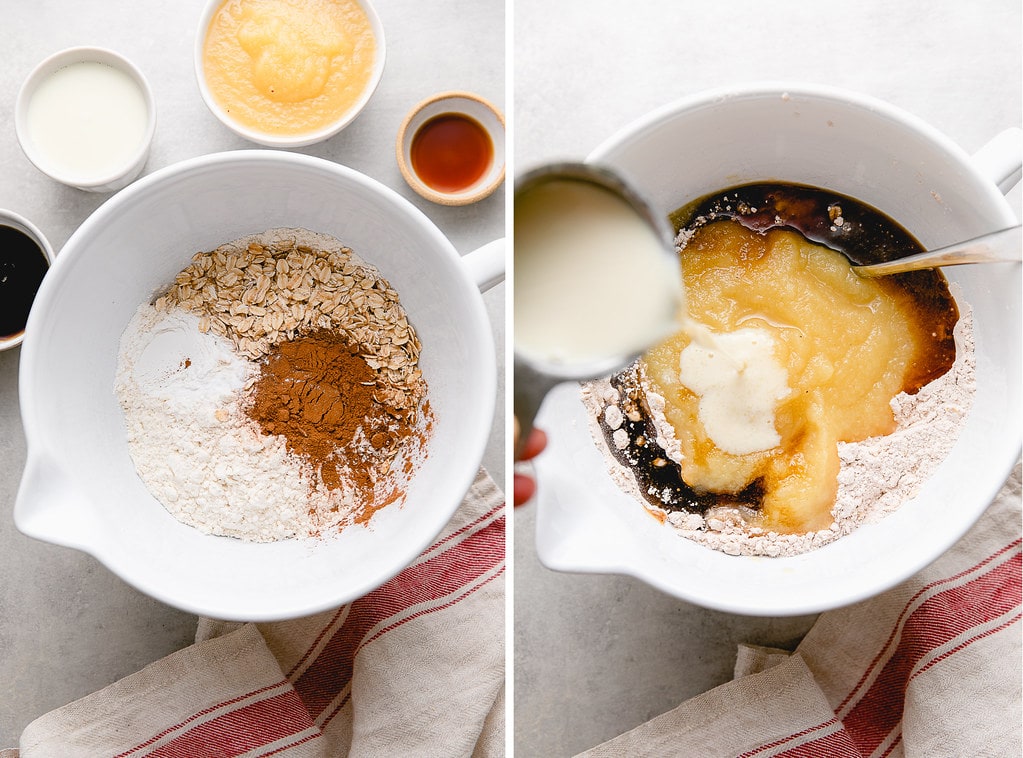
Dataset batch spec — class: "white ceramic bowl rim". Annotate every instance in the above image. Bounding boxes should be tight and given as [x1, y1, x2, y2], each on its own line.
[591, 80, 1011, 214]
[532, 81, 1022, 617]
[16, 149, 497, 621]
[22, 150, 465, 325]
[15, 46, 157, 189]
[193, 0, 387, 148]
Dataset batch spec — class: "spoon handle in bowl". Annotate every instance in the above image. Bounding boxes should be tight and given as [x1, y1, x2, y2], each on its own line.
[854, 225, 1021, 277]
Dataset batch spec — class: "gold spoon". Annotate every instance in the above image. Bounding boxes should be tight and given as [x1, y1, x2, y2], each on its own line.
[853, 225, 1021, 277]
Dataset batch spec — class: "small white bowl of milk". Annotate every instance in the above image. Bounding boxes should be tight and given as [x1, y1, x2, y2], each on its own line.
[16, 47, 156, 193]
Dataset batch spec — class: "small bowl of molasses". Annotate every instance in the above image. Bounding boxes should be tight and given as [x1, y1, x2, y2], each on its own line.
[0, 210, 53, 352]
[396, 91, 505, 206]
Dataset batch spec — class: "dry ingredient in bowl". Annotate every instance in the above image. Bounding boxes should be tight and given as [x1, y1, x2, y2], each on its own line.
[585, 183, 975, 557]
[116, 228, 430, 541]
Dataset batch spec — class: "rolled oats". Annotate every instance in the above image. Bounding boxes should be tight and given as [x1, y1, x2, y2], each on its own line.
[158, 228, 427, 415]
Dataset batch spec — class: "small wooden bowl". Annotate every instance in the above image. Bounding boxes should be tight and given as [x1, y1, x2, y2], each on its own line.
[396, 91, 505, 206]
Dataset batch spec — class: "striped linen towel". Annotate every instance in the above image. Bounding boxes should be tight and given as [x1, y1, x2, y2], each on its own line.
[579, 462, 1022, 758]
[17, 469, 505, 758]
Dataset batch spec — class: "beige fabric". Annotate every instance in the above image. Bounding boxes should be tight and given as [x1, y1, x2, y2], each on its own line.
[582, 655, 841, 758]
[733, 644, 793, 678]
[20, 625, 322, 758]
[579, 464, 1022, 758]
[16, 469, 505, 758]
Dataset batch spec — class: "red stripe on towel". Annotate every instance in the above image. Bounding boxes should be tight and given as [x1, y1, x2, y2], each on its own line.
[418, 502, 504, 560]
[774, 725, 862, 757]
[775, 738, 861, 757]
[292, 514, 505, 717]
[837, 539, 1021, 713]
[841, 548, 1022, 755]
[260, 732, 323, 756]
[317, 565, 506, 729]
[740, 718, 860, 757]
[137, 690, 315, 758]
[364, 564, 505, 648]
[114, 682, 289, 757]
[286, 606, 348, 680]
[913, 611, 1022, 679]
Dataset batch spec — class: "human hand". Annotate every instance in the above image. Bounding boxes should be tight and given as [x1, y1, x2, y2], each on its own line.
[513, 418, 547, 506]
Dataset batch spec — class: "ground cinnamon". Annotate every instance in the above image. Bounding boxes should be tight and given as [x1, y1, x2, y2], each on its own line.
[245, 330, 413, 498]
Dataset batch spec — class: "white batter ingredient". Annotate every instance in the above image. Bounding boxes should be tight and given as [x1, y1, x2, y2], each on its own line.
[678, 327, 790, 455]
[514, 178, 683, 366]
[26, 61, 148, 178]
[116, 304, 359, 542]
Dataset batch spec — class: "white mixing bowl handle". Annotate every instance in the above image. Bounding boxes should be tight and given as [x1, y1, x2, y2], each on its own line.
[461, 238, 505, 293]
[971, 127, 1023, 195]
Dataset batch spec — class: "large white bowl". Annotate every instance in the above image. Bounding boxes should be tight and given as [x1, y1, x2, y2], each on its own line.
[15, 150, 502, 621]
[533, 83, 1021, 616]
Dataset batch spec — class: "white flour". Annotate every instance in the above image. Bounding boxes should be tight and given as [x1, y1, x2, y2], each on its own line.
[116, 304, 359, 541]
[584, 294, 976, 557]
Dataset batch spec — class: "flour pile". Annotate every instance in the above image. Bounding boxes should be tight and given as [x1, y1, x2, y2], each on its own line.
[116, 306, 348, 541]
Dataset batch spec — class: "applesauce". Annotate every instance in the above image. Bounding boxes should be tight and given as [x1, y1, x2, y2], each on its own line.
[598, 183, 958, 536]
[202, 0, 376, 137]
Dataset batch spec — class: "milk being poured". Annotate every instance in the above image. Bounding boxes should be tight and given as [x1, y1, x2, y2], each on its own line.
[514, 178, 683, 366]
[26, 61, 149, 179]
[514, 175, 790, 455]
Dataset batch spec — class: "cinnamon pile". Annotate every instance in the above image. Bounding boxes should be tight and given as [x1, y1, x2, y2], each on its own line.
[245, 330, 421, 505]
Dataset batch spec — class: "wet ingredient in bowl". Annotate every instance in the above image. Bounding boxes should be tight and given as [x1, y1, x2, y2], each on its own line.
[203, 0, 377, 136]
[410, 113, 493, 193]
[0, 225, 49, 339]
[25, 61, 149, 179]
[646, 221, 947, 533]
[586, 184, 973, 556]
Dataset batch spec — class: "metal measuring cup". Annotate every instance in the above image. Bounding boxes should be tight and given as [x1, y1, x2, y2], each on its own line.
[513, 162, 682, 457]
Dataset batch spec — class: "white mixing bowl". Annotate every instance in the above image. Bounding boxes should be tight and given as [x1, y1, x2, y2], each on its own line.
[15, 150, 503, 621]
[533, 83, 1021, 616]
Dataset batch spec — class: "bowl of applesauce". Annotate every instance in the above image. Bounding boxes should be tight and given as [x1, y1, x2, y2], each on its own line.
[195, 0, 385, 147]
[531, 83, 1021, 616]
